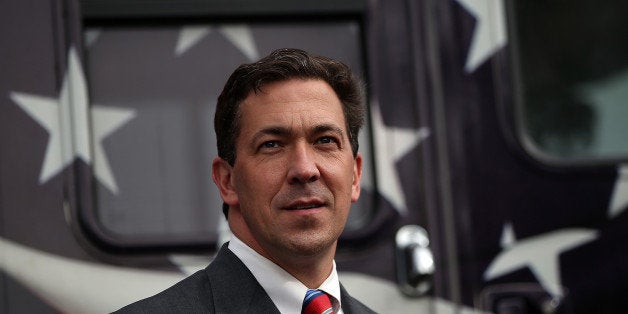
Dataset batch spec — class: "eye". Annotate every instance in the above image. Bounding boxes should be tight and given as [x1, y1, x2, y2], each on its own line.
[316, 136, 338, 145]
[260, 140, 280, 149]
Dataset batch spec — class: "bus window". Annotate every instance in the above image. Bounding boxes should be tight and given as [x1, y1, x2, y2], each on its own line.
[81, 20, 373, 249]
[512, 0, 628, 163]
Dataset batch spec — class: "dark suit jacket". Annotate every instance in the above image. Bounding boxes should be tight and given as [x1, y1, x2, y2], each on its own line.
[114, 244, 376, 313]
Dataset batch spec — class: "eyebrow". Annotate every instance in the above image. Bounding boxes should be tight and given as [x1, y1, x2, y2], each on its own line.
[251, 123, 346, 143]
[252, 126, 290, 145]
[312, 124, 345, 140]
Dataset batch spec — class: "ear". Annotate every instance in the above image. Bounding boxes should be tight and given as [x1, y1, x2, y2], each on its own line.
[351, 153, 363, 202]
[212, 157, 239, 206]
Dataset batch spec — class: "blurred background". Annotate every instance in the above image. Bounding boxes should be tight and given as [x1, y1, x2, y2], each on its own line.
[1, 0, 626, 313]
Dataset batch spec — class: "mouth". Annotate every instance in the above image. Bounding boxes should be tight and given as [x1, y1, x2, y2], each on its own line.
[284, 199, 326, 211]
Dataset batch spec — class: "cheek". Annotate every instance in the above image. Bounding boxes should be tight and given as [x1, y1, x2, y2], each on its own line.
[326, 159, 357, 196]
[234, 163, 284, 205]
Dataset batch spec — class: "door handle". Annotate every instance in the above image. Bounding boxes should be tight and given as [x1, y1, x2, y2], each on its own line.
[395, 225, 434, 296]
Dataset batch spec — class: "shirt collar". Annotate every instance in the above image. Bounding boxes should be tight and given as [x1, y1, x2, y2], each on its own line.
[228, 236, 343, 314]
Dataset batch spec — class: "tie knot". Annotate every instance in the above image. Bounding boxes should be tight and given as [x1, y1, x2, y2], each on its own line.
[302, 289, 334, 314]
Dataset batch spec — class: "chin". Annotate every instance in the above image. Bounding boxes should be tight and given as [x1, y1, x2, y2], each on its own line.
[283, 232, 337, 257]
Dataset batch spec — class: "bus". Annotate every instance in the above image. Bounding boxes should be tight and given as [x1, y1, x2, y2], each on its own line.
[1, 0, 626, 313]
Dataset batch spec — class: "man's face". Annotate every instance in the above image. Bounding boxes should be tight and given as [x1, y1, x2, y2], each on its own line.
[214, 78, 362, 262]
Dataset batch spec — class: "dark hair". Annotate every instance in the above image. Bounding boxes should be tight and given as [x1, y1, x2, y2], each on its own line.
[214, 48, 365, 218]
[215, 48, 365, 165]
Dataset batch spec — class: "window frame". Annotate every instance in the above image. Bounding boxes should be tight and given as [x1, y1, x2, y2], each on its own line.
[75, 0, 374, 253]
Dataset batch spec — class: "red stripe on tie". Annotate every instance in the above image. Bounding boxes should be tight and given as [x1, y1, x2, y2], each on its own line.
[302, 289, 334, 314]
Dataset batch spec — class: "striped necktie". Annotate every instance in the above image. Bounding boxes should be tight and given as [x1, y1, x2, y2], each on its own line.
[302, 289, 334, 314]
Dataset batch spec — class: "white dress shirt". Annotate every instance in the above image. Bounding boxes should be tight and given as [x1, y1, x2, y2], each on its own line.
[228, 236, 344, 314]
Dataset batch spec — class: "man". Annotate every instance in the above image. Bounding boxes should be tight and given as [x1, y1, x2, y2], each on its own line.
[115, 48, 375, 313]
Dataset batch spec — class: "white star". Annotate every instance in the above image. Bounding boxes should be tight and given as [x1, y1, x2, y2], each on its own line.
[456, 0, 507, 73]
[10, 94, 72, 183]
[365, 102, 430, 215]
[608, 164, 628, 218]
[175, 26, 212, 56]
[218, 25, 259, 61]
[84, 29, 102, 48]
[500, 222, 516, 248]
[176, 25, 259, 61]
[91, 106, 136, 194]
[11, 48, 91, 183]
[11, 48, 136, 194]
[484, 223, 598, 299]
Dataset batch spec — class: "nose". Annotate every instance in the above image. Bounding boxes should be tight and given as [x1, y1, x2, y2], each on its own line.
[287, 143, 320, 184]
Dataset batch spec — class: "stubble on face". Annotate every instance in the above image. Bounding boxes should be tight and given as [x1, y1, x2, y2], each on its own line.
[225, 78, 361, 265]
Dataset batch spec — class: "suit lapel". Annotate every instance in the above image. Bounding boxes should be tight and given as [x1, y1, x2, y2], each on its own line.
[205, 244, 374, 313]
[206, 244, 280, 313]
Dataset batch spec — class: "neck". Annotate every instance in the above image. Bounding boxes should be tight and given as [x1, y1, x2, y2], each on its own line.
[270, 243, 336, 288]
[247, 234, 337, 288]
[229, 218, 336, 288]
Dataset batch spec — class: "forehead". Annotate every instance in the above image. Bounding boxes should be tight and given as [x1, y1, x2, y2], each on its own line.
[238, 79, 346, 131]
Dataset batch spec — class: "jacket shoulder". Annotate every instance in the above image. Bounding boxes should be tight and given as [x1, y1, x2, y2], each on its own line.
[340, 284, 378, 314]
[113, 269, 213, 313]
[344, 295, 378, 314]
[112, 244, 277, 314]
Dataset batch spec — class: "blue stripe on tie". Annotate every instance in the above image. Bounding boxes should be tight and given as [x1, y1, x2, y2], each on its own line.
[303, 289, 323, 307]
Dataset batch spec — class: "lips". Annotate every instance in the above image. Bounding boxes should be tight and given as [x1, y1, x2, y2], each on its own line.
[284, 199, 325, 211]
[277, 186, 331, 211]
[291, 204, 321, 210]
